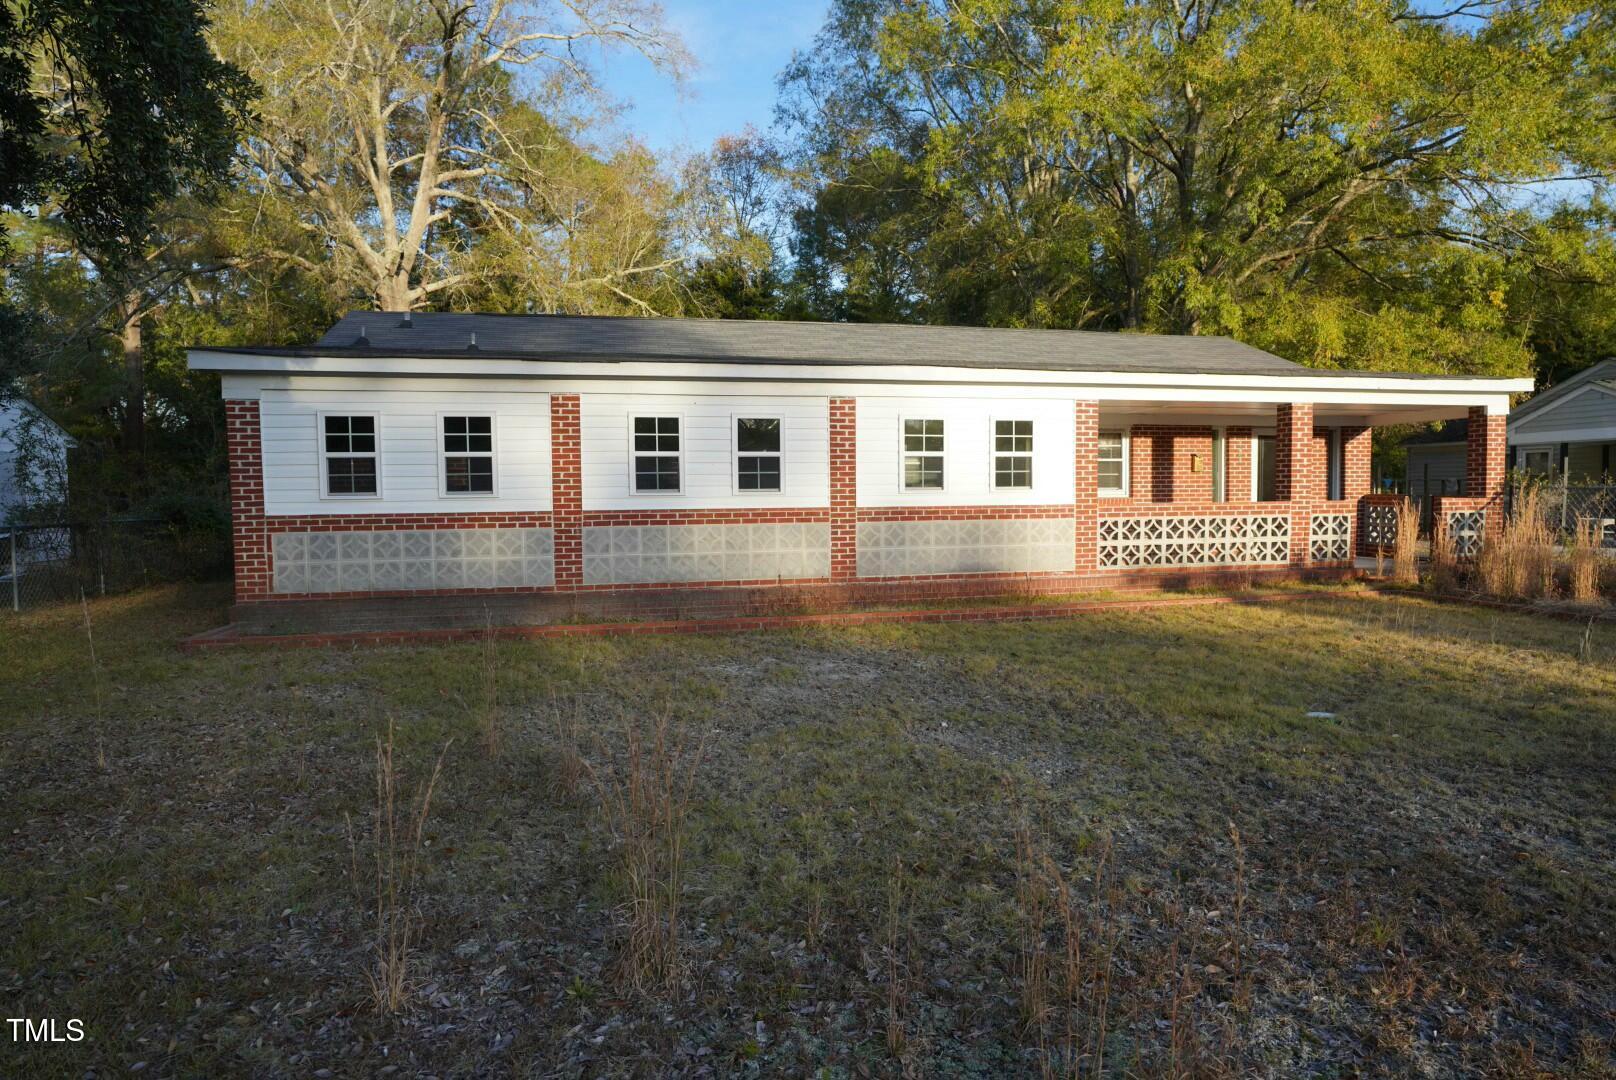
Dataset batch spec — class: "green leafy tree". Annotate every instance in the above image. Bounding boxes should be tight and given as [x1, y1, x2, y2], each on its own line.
[781, 0, 1616, 375]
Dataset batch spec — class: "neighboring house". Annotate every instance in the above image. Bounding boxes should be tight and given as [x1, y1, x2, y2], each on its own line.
[1507, 357, 1616, 481]
[0, 398, 71, 524]
[188, 313, 1528, 608]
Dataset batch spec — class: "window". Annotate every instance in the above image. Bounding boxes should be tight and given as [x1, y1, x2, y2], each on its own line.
[322, 414, 378, 496]
[633, 416, 681, 492]
[903, 419, 945, 490]
[441, 415, 494, 495]
[1211, 428, 1227, 502]
[1519, 445, 1555, 477]
[735, 417, 782, 491]
[1098, 431, 1127, 495]
[993, 420, 1034, 489]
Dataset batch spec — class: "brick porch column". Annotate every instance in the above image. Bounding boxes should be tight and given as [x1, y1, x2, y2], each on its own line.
[829, 397, 857, 581]
[1275, 403, 1315, 563]
[1226, 427, 1254, 502]
[1074, 401, 1099, 573]
[550, 394, 583, 588]
[1466, 406, 1506, 501]
[225, 399, 270, 602]
[1341, 425, 1373, 501]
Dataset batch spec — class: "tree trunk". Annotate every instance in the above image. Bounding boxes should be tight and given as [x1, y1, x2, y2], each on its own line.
[374, 273, 415, 313]
[118, 293, 146, 477]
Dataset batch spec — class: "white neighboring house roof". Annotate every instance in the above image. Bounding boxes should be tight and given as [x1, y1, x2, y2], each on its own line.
[188, 313, 1532, 427]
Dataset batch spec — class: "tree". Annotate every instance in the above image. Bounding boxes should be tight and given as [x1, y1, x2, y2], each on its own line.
[681, 127, 791, 318]
[0, 0, 251, 266]
[210, 0, 692, 313]
[780, 0, 1616, 375]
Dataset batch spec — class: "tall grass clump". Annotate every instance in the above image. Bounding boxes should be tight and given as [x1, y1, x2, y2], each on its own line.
[1430, 523, 1462, 595]
[1567, 518, 1603, 604]
[592, 710, 702, 994]
[347, 718, 448, 1014]
[1392, 500, 1420, 586]
[1475, 489, 1555, 600]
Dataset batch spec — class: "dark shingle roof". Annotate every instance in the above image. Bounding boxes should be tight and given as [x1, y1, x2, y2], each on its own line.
[298, 312, 1306, 375]
[190, 312, 1509, 380]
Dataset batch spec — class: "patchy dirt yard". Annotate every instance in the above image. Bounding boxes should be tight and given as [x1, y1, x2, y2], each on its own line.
[2, 585, 1614, 1077]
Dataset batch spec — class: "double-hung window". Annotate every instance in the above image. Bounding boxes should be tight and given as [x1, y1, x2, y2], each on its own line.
[441, 415, 495, 495]
[1098, 431, 1127, 496]
[903, 419, 945, 490]
[992, 420, 1034, 489]
[322, 414, 378, 496]
[735, 417, 782, 491]
[633, 416, 682, 492]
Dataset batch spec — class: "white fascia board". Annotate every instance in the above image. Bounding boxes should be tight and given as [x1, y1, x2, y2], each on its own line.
[190, 350, 1529, 408]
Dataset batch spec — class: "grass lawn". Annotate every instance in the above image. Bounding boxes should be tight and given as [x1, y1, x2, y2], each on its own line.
[2, 585, 1614, 1077]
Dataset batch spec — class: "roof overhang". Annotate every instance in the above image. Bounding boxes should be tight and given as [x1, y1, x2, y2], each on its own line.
[189, 349, 1529, 421]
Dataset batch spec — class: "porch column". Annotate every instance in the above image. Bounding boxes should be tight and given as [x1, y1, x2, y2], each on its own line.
[1275, 403, 1315, 501]
[1275, 403, 1314, 564]
[1342, 425, 1373, 501]
[1074, 401, 1099, 573]
[1466, 405, 1508, 531]
[829, 397, 858, 582]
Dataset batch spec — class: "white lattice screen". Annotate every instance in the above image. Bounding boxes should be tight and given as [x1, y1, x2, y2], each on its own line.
[1444, 510, 1485, 558]
[1098, 515, 1291, 568]
[1309, 514, 1352, 562]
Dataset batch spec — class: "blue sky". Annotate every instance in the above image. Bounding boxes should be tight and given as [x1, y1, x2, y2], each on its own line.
[595, 1, 829, 155]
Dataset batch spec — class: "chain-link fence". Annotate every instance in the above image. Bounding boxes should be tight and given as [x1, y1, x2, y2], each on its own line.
[2, 519, 226, 611]
[1507, 481, 1616, 548]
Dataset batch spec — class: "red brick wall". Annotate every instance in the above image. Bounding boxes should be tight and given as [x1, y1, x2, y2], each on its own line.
[1342, 425, 1372, 500]
[829, 397, 857, 582]
[1275, 403, 1315, 502]
[1226, 427, 1254, 502]
[855, 504, 1073, 521]
[582, 508, 830, 526]
[550, 394, 583, 587]
[226, 400, 269, 602]
[1125, 426, 1216, 504]
[1074, 401, 1099, 572]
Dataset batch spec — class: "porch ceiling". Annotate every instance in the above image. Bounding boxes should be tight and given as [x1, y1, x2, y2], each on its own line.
[1097, 400, 1475, 428]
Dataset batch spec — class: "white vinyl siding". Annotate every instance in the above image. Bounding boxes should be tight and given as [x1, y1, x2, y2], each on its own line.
[857, 396, 1075, 507]
[1510, 385, 1616, 442]
[581, 394, 829, 510]
[258, 382, 551, 516]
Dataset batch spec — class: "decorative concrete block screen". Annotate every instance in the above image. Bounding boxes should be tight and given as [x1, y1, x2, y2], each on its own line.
[1444, 509, 1485, 557]
[1098, 514, 1291, 568]
[581, 523, 830, 585]
[1309, 513, 1352, 562]
[1361, 502, 1398, 549]
[855, 519, 1076, 577]
[272, 528, 555, 594]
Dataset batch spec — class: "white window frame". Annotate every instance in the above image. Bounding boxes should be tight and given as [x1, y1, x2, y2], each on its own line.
[732, 415, 784, 494]
[1211, 427, 1227, 503]
[990, 417, 1035, 491]
[316, 410, 382, 501]
[1097, 429, 1129, 497]
[1518, 444, 1556, 476]
[437, 412, 498, 498]
[1252, 433, 1274, 501]
[900, 416, 947, 492]
[629, 413, 684, 495]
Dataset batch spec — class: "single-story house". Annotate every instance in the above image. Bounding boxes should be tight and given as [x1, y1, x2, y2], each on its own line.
[188, 313, 1529, 610]
[1506, 357, 1616, 480]
[0, 397, 72, 525]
